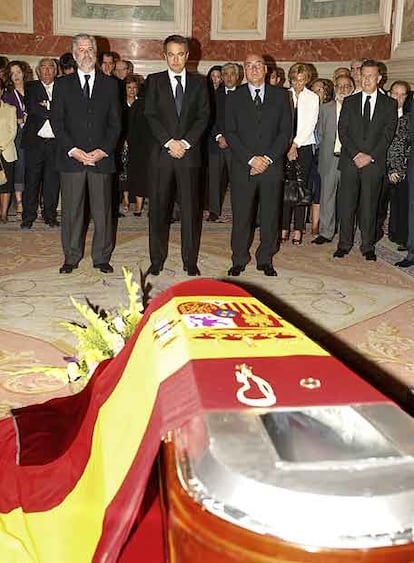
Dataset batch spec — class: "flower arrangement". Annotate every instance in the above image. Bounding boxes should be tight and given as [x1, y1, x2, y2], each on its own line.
[62, 267, 145, 381]
[7, 268, 146, 384]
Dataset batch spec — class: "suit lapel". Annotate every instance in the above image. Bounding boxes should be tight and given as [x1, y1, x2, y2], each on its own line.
[371, 91, 384, 127]
[241, 84, 257, 122]
[162, 71, 176, 111]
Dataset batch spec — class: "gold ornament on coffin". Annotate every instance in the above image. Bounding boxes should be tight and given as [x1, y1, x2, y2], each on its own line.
[300, 377, 321, 390]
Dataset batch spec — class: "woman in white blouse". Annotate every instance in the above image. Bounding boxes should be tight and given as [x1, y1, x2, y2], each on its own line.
[281, 63, 319, 244]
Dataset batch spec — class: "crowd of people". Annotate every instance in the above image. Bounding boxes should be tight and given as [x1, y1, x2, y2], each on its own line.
[0, 33, 412, 275]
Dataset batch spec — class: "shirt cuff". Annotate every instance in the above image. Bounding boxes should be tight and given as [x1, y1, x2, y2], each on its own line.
[68, 147, 78, 157]
[215, 134, 223, 141]
[181, 139, 191, 150]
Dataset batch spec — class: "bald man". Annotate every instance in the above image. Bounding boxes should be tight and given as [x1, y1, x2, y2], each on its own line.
[225, 53, 292, 276]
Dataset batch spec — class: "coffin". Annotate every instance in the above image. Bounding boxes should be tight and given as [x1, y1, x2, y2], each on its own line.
[156, 282, 414, 562]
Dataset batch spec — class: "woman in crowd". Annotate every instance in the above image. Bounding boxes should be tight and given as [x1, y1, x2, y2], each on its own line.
[307, 78, 334, 234]
[310, 78, 334, 104]
[207, 65, 223, 92]
[117, 74, 141, 215]
[2, 60, 30, 219]
[127, 75, 152, 217]
[386, 81, 412, 250]
[281, 63, 319, 244]
[0, 78, 17, 222]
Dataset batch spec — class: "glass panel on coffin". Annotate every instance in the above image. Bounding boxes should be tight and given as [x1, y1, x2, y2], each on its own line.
[172, 404, 414, 549]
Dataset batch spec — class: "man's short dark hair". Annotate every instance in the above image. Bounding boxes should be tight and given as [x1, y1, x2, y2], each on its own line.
[98, 51, 115, 65]
[361, 59, 381, 71]
[59, 52, 76, 71]
[163, 35, 189, 53]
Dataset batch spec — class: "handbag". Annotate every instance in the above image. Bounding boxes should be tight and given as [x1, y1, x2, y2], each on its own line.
[0, 156, 7, 186]
[283, 160, 307, 204]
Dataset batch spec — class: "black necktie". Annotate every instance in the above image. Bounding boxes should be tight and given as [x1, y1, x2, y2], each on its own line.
[83, 74, 90, 99]
[175, 75, 183, 115]
[363, 94, 371, 136]
[254, 88, 262, 108]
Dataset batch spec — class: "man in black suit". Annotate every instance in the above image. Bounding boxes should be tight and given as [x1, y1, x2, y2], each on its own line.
[21, 58, 60, 229]
[51, 33, 121, 274]
[206, 62, 239, 222]
[225, 53, 292, 277]
[396, 97, 414, 268]
[144, 34, 209, 276]
[334, 59, 397, 261]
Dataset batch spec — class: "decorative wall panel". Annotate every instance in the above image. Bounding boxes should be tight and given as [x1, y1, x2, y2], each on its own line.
[210, 0, 267, 40]
[389, 0, 414, 87]
[284, 0, 392, 39]
[0, 0, 33, 33]
[53, 0, 192, 40]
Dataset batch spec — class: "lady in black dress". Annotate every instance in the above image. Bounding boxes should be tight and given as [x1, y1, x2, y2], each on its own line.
[126, 76, 152, 216]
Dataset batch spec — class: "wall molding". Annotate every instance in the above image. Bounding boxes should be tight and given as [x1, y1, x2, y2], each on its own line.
[283, 0, 392, 40]
[53, 0, 192, 40]
[391, 0, 414, 60]
[0, 0, 33, 34]
[210, 0, 268, 40]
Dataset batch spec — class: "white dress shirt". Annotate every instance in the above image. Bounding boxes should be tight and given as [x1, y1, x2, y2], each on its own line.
[167, 68, 186, 96]
[361, 90, 378, 120]
[78, 68, 96, 97]
[165, 68, 190, 149]
[37, 81, 55, 139]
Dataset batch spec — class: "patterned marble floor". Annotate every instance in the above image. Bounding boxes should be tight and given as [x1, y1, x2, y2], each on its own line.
[1, 208, 414, 417]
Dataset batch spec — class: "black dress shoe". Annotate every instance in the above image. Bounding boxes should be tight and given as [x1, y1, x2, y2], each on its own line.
[364, 250, 377, 261]
[148, 264, 162, 276]
[397, 244, 408, 252]
[59, 263, 78, 274]
[395, 258, 414, 268]
[333, 248, 349, 258]
[311, 235, 330, 245]
[227, 264, 245, 276]
[45, 218, 60, 227]
[94, 263, 114, 273]
[257, 264, 277, 276]
[20, 221, 33, 229]
[187, 265, 201, 276]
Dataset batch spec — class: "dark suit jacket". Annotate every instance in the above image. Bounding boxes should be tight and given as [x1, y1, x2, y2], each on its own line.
[338, 91, 397, 173]
[144, 70, 209, 168]
[225, 83, 292, 172]
[21, 80, 54, 148]
[51, 71, 121, 173]
[127, 84, 153, 197]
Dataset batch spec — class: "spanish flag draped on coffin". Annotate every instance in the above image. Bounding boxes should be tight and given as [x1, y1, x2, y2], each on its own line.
[0, 279, 389, 561]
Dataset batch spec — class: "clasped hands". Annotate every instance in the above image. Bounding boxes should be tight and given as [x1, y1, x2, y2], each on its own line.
[72, 148, 107, 166]
[167, 139, 187, 159]
[353, 152, 374, 169]
[250, 155, 271, 176]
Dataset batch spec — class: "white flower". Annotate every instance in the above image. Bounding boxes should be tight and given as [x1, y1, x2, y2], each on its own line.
[113, 316, 126, 333]
[113, 334, 125, 355]
[67, 362, 81, 382]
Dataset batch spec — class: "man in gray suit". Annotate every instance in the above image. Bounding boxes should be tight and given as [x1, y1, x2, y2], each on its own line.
[312, 74, 354, 244]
